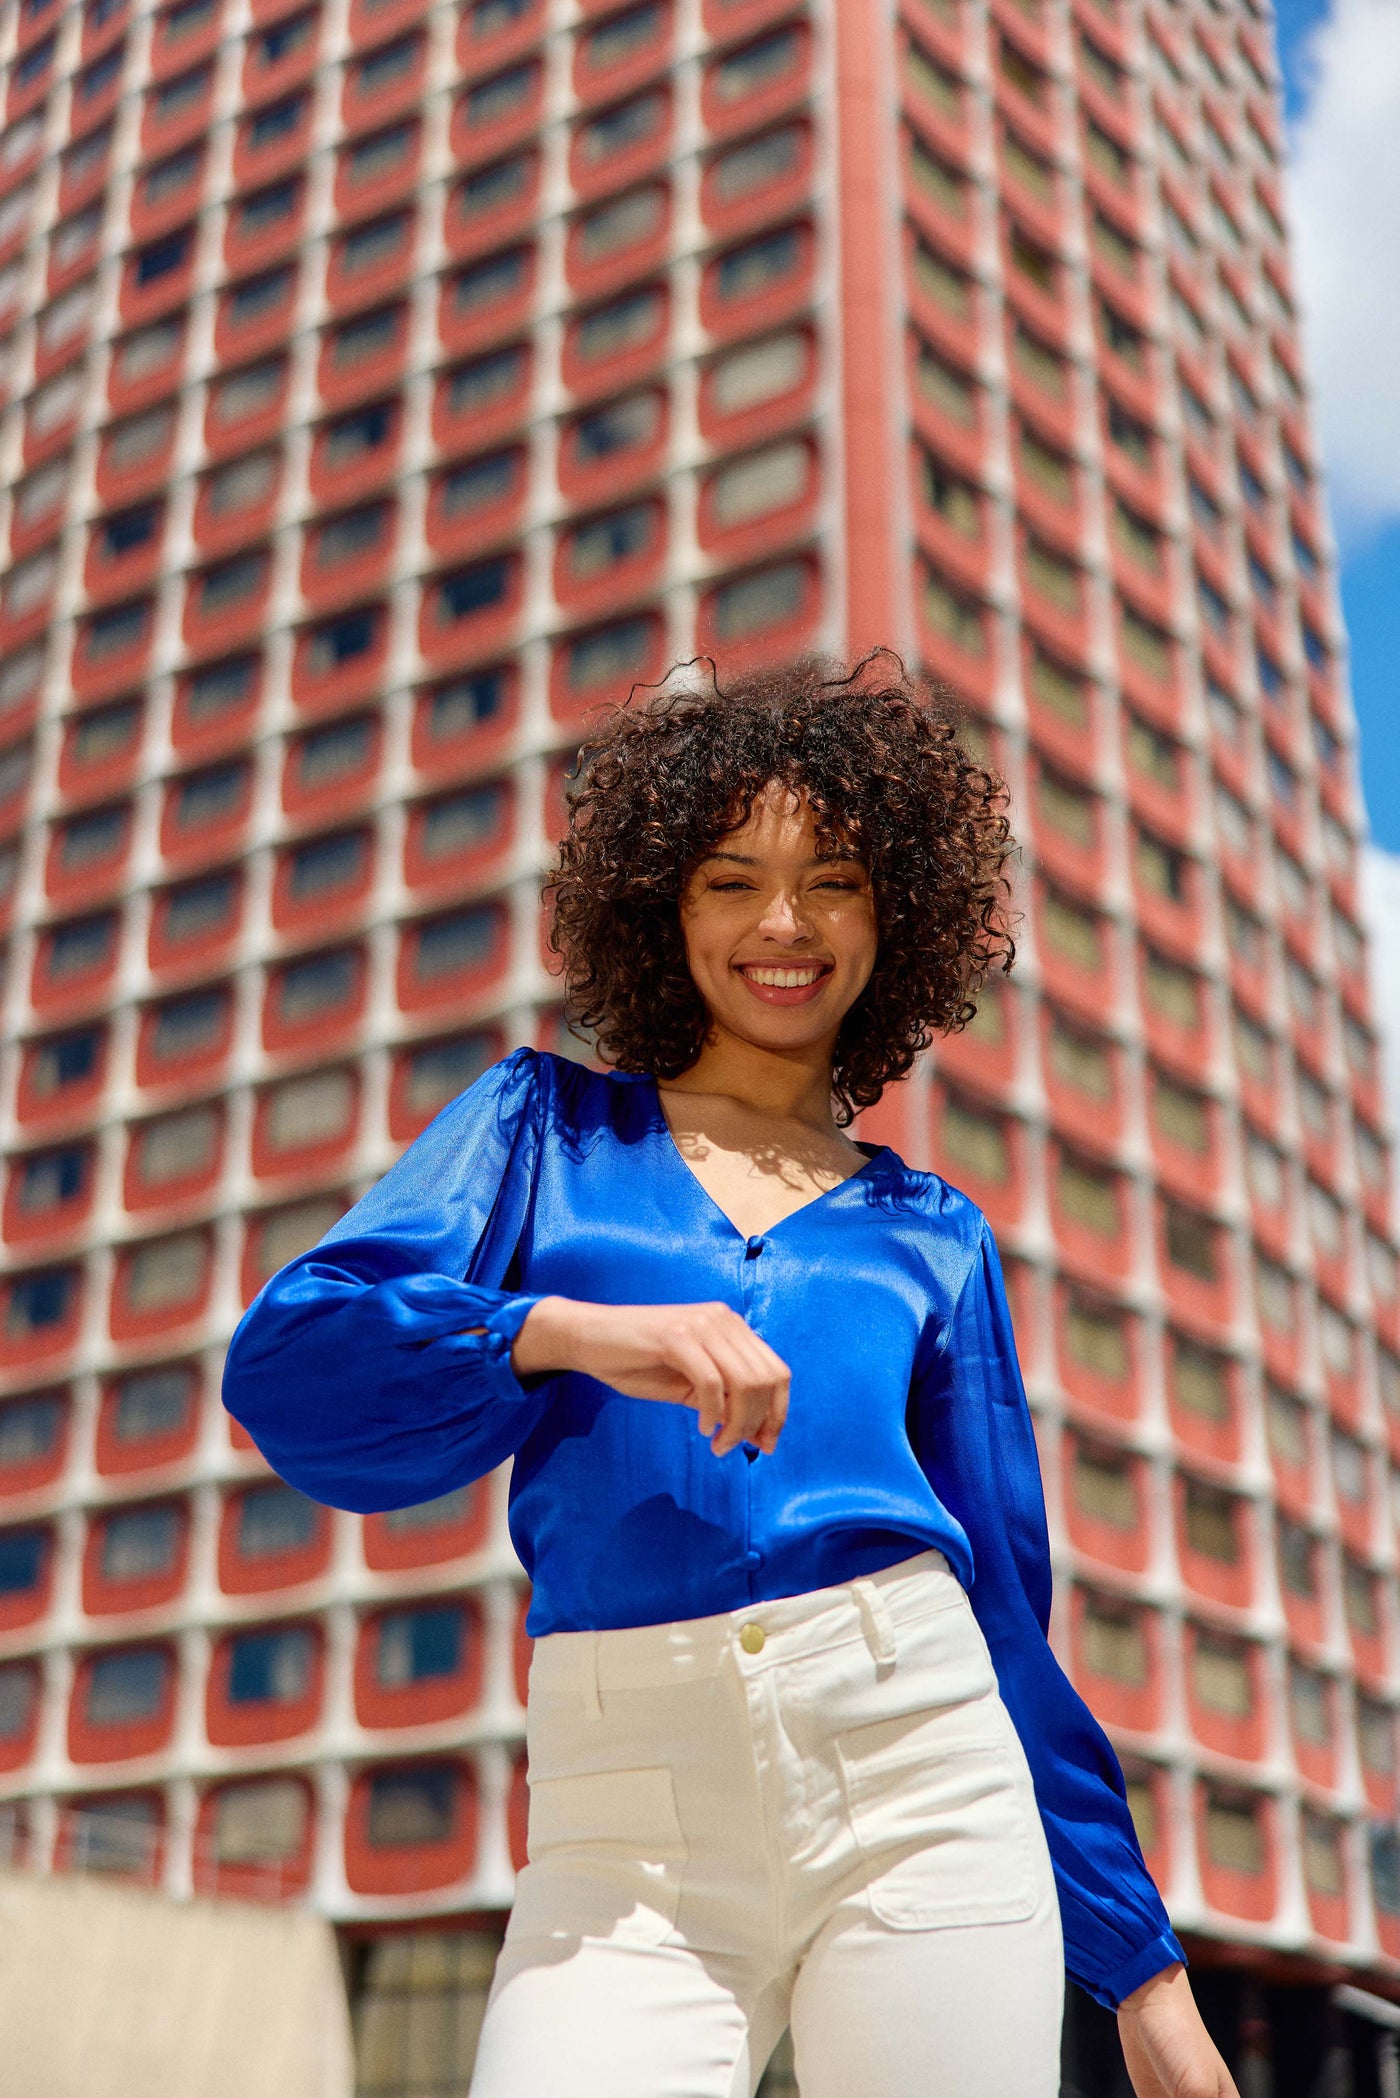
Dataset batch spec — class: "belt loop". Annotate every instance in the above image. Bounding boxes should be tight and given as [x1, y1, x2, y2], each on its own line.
[582, 1633, 603, 1722]
[852, 1577, 898, 1670]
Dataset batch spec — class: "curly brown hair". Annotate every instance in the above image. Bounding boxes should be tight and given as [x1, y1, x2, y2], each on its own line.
[545, 650, 1017, 1123]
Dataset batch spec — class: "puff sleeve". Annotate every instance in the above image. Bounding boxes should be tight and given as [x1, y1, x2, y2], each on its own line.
[221, 1046, 547, 1512]
[908, 1219, 1186, 2009]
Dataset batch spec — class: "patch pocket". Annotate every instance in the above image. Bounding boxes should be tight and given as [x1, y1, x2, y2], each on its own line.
[836, 1699, 1040, 1931]
[508, 1764, 688, 1948]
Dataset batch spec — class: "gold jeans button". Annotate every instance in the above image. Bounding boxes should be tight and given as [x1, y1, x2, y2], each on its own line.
[739, 1622, 766, 1655]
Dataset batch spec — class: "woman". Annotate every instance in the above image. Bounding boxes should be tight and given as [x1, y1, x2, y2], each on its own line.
[224, 656, 1237, 2098]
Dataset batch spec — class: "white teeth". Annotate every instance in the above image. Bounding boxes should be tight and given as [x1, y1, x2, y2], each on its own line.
[744, 966, 823, 988]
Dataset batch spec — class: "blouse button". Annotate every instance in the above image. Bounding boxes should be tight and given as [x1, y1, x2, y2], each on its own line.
[739, 1622, 766, 1654]
[744, 1237, 765, 1259]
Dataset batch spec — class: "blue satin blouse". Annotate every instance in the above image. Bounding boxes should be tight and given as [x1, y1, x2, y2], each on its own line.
[222, 1045, 1185, 2008]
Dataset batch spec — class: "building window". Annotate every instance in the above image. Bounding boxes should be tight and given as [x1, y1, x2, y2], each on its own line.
[1170, 1339, 1230, 1424]
[374, 1606, 465, 1687]
[227, 1625, 315, 1703]
[575, 87, 664, 167]
[210, 1775, 309, 1869]
[65, 1795, 160, 1875]
[423, 670, 508, 743]
[401, 1036, 496, 1120]
[131, 1105, 220, 1189]
[339, 213, 411, 278]
[86, 1646, 170, 1724]
[196, 553, 268, 616]
[315, 506, 389, 569]
[329, 304, 404, 370]
[205, 451, 278, 518]
[454, 151, 534, 222]
[710, 561, 806, 641]
[1164, 1203, 1218, 1282]
[123, 1232, 208, 1315]
[264, 1069, 355, 1152]
[28, 1027, 103, 1099]
[0, 1525, 47, 1598]
[0, 1391, 65, 1472]
[147, 986, 230, 1065]
[1064, 1294, 1128, 1381]
[464, 59, 537, 128]
[306, 610, 380, 675]
[287, 831, 368, 901]
[251, 1200, 343, 1280]
[1192, 1631, 1252, 1717]
[236, 1484, 320, 1560]
[292, 715, 375, 790]
[383, 1487, 474, 1538]
[439, 451, 520, 517]
[714, 225, 802, 303]
[324, 402, 395, 470]
[576, 186, 664, 263]
[708, 331, 806, 416]
[211, 359, 284, 429]
[100, 1504, 181, 1582]
[15, 1147, 89, 1215]
[1072, 1441, 1136, 1528]
[710, 124, 803, 205]
[410, 908, 498, 983]
[367, 1765, 457, 1847]
[1081, 1593, 1147, 1685]
[6, 1269, 76, 1339]
[711, 26, 801, 104]
[565, 616, 654, 692]
[566, 502, 656, 578]
[345, 123, 415, 187]
[1057, 1153, 1119, 1236]
[161, 873, 239, 946]
[445, 344, 525, 416]
[416, 784, 504, 862]
[273, 948, 359, 1026]
[436, 560, 513, 623]
[1204, 1790, 1264, 1874]
[578, 0, 664, 74]
[0, 1661, 37, 1745]
[113, 1364, 196, 1445]
[940, 1094, 1009, 1184]
[1277, 1516, 1318, 1600]
[573, 286, 663, 363]
[233, 179, 299, 238]
[1183, 1479, 1240, 1563]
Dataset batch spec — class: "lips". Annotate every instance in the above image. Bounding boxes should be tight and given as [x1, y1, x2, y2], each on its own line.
[734, 961, 832, 1006]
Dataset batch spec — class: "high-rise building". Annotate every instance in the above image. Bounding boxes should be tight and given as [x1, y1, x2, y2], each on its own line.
[0, 0, 1392, 2084]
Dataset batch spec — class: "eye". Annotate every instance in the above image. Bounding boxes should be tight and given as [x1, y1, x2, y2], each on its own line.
[708, 878, 755, 893]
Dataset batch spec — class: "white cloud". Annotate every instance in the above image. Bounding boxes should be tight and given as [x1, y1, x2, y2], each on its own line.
[1288, 0, 1400, 548]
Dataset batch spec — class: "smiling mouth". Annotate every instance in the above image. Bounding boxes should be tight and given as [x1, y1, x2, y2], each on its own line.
[734, 961, 832, 1004]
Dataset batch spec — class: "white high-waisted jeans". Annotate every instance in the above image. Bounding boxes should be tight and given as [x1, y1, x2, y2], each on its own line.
[470, 1549, 1064, 2098]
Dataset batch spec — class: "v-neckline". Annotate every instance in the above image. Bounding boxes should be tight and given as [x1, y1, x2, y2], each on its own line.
[647, 1078, 890, 1244]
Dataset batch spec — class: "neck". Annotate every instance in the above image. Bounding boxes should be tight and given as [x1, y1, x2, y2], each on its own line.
[661, 1025, 840, 1134]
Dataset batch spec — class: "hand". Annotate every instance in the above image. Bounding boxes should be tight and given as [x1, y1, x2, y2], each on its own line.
[1117, 1965, 1240, 2098]
[511, 1296, 791, 1458]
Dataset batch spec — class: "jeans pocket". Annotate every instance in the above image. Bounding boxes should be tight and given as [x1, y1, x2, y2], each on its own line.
[509, 1764, 688, 1947]
[835, 1698, 1040, 1930]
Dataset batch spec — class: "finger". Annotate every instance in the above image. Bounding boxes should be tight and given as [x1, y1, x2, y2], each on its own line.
[714, 1323, 790, 1452]
[664, 1335, 727, 1439]
[703, 1331, 781, 1457]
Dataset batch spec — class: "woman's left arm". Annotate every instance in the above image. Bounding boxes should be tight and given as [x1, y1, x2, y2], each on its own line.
[909, 1221, 1237, 2096]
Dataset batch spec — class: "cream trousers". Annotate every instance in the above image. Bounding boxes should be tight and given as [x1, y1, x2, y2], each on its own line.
[470, 1549, 1064, 2098]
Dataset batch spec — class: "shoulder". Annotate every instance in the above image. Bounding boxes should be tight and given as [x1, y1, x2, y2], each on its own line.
[462, 1045, 647, 1142]
[868, 1149, 992, 1300]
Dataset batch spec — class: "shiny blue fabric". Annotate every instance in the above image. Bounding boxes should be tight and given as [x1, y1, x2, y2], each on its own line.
[223, 1046, 1185, 2008]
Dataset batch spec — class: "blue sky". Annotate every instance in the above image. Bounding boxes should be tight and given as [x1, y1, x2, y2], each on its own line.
[1272, 0, 1400, 848]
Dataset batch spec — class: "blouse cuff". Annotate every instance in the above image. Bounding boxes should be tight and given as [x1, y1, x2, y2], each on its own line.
[1090, 1929, 1188, 2012]
[453, 1292, 542, 1404]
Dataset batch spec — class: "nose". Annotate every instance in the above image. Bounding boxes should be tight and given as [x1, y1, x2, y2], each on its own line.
[755, 886, 813, 944]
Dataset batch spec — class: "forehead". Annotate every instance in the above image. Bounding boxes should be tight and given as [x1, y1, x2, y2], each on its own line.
[714, 781, 858, 851]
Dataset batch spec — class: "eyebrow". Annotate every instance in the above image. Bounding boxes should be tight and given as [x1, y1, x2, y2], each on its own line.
[699, 851, 864, 868]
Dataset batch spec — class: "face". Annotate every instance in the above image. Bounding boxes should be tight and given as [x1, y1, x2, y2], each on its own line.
[678, 782, 877, 1060]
